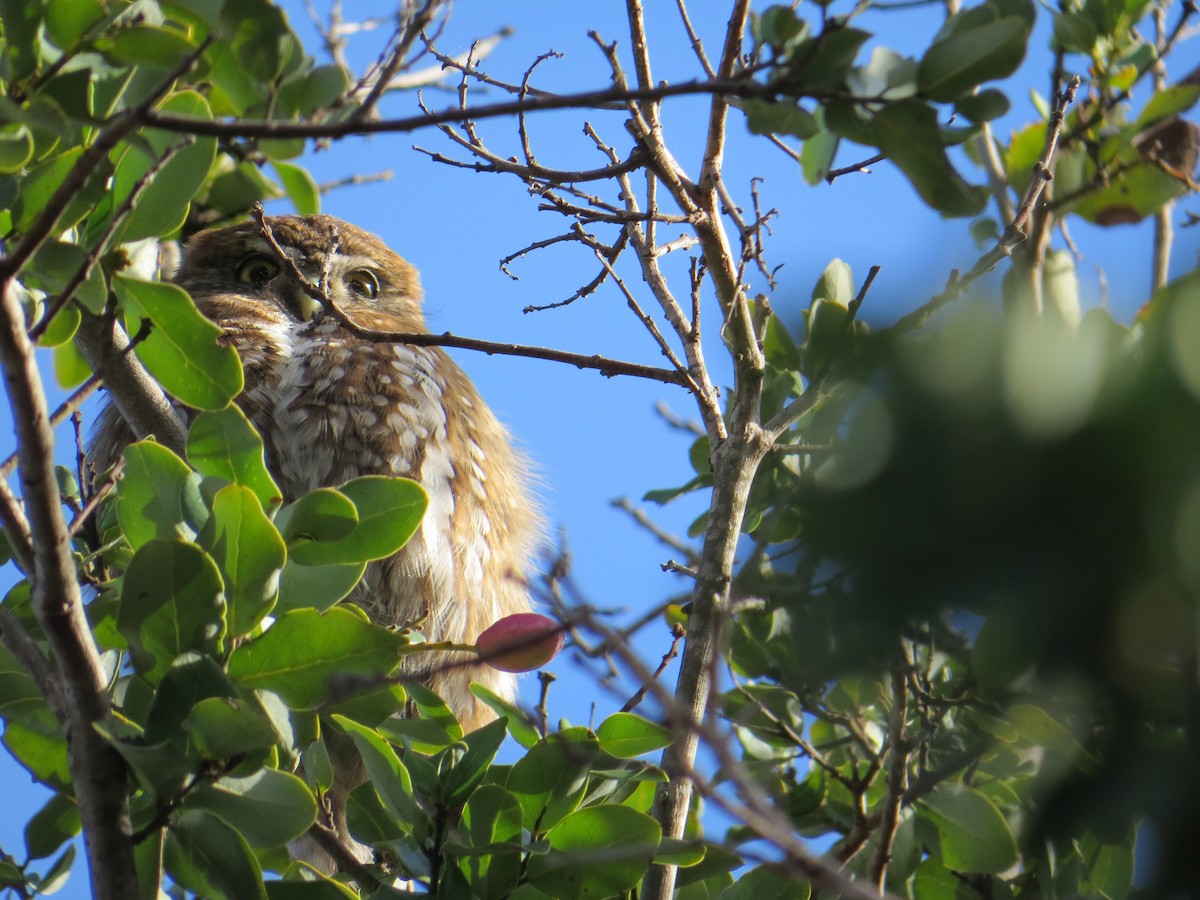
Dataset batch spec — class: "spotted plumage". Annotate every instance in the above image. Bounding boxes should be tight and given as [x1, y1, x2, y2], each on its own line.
[92, 214, 541, 866]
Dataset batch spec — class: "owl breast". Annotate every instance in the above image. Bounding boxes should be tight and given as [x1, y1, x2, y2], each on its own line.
[229, 312, 531, 727]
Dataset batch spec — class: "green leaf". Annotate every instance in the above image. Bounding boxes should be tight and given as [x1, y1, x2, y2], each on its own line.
[23, 793, 80, 861]
[116, 276, 243, 410]
[918, 782, 1018, 874]
[115, 443, 200, 545]
[444, 717, 509, 805]
[722, 865, 811, 899]
[30, 239, 107, 316]
[198, 485, 285, 638]
[275, 556, 365, 614]
[812, 258, 854, 305]
[0, 0, 43, 79]
[1053, 12, 1099, 53]
[331, 715, 421, 825]
[165, 809, 267, 900]
[275, 488, 358, 544]
[954, 89, 1011, 123]
[1136, 85, 1200, 130]
[801, 128, 839, 185]
[595, 712, 672, 758]
[526, 805, 662, 899]
[912, 859, 985, 899]
[1085, 833, 1134, 899]
[2, 713, 70, 790]
[12, 147, 85, 233]
[186, 696, 279, 760]
[187, 406, 282, 511]
[461, 783, 524, 898]
[471, 683, 542, 749]
[44, 0, 104, 49]
[507, 727, 601, 831]
[287, 476, 427, 566]
[117, 540, 227, 682]
[866, 100, 987, 216]
[272, 161, 320, 216]
[103, 24, 198, 69]
[918, 18, 1030, 102]
[227, 607, 408, 708]
[785, 28, 871, 91]
[97, 727, 192, 798]
[299, 64, 350, 115]
[0, 124, 33, 173]
[113, 91, 218, 241]
[184, 769, 317, 847]
[145, 653, 240, 746]
[223, 0, 292, 81]
[741, 99, 818, 139]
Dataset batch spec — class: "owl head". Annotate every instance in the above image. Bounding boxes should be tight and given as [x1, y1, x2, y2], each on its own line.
[176, 214, 425, 332]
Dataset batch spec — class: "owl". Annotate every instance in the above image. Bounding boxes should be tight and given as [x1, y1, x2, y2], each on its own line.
[92, 214, 541, 865]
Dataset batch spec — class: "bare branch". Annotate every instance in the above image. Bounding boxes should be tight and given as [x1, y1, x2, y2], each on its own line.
[889, 76, 1081, 333]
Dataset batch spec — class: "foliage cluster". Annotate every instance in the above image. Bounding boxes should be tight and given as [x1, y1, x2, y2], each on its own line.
[0, 0, 1195, 899]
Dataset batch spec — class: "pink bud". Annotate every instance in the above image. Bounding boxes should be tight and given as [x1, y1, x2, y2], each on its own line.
[475, 613, 564, 673]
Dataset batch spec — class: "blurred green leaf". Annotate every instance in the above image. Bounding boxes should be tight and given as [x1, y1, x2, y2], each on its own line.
[918, 18, 1030, 102]
[44, 0, 104, 49]
[23, 793, 80, 862]
[272, 161, 320, 216]
[722, 866, 810, 899]
[918, 783, 1018, 874]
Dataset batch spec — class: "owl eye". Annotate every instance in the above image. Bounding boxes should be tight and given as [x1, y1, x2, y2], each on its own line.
[346, 268, 380, 299]
[235, 254, 281, 286]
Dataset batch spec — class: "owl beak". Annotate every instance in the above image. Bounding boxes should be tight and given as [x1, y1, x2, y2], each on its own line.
[286, 283, 325, 323]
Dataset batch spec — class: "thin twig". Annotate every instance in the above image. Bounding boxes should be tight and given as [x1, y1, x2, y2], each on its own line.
[889, 76, 1081, 333]
[620, 625, 685, 713]
[826, 152, 886, 183]
[249, 205, 690, 386]
[612, 497, 700, 565]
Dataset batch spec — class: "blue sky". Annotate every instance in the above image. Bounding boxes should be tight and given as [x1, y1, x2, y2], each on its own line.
[1, 1, 1197, 895]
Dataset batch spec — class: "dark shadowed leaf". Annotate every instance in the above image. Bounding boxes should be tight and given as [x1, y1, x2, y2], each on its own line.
[183, 768, 317, 847]
[918, 18, 1030, 102]
[867, 100, 988, 216]
[165, 809, 267, 900]
[186, 696, 279, 761]
[117, 540, 226, 682]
